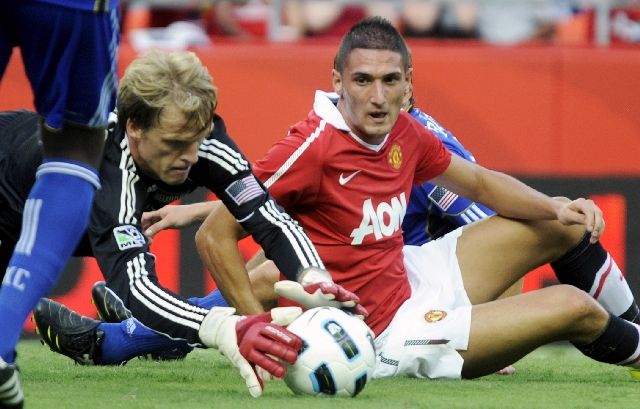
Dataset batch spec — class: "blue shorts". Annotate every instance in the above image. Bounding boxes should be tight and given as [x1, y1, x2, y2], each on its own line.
[0, 2, 120, 129]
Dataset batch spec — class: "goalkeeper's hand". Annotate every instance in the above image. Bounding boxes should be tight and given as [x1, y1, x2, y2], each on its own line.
[198, 306, 303, 397]
[274, 267, 369, 319]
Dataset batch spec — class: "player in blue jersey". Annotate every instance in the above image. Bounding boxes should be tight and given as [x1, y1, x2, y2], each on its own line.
[0, 2, 121, 407]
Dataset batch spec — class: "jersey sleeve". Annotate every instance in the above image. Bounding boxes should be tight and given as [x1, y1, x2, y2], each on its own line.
[193, 116, 324, 280]
[412, 120, 452, 185]
[252, 130, 322, 211]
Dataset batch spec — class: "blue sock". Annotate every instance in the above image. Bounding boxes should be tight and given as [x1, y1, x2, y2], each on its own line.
[97, 291, 226, 363]
[98, 318, 192, 364]
[189, 289, 228, 309]
[0, 161, 99, 363]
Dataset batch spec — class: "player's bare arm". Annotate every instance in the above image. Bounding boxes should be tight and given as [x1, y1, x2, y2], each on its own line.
[195, 202, 264, 315]
[142, 201, 218, 238]
[432, 155, 604, 242]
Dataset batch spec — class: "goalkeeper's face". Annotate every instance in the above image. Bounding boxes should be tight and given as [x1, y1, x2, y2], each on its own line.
[127, 103, 210, 185]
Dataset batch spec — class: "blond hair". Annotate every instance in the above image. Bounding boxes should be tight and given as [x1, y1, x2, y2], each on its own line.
[117, 49, 217, 134]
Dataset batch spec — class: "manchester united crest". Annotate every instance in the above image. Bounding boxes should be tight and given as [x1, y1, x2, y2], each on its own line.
[424, 310, 447, 323]
[388, 143, 402, 170]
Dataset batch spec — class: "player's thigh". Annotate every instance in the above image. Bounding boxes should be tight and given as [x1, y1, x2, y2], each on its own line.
[16, 4, 119, 129]
[0, 230, 18, 282]
[459, 285, 608, 378]
[0, 4, 18, 79]
[457, 216, 585, 304]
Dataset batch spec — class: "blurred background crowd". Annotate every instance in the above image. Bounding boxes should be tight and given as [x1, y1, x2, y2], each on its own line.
[121, 0, 640, 50]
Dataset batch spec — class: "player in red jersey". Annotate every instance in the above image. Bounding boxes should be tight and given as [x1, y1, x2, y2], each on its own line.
[176, 17, 640, 380]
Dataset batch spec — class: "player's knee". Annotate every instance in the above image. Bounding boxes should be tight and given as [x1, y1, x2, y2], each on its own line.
[554, 285, 607, 337]
[41, 121, 107, 168]
[532, 221, 587, 259]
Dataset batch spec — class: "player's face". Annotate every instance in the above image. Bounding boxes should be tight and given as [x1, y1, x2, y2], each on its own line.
[333, 48, 411, 144]
[127, 103, 210, 185]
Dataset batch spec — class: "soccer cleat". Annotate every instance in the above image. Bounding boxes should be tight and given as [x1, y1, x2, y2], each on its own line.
[0, 357, 23, 409]
[91, 281, 132, 323]
[33, 298, 104, 365]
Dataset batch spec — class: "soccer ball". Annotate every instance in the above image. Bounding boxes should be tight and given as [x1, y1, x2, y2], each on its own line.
[283, 306, 376, 397]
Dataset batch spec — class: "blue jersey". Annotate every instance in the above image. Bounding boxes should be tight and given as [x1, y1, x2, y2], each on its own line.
[402, 107, 495, 246]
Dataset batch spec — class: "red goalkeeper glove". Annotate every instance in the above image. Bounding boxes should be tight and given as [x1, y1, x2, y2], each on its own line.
[198, 306, 303, 397]
[274, 267, 369, 319]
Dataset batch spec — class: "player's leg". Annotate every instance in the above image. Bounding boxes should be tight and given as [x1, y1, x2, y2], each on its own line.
[0, 3, 118, 371]
[456, 216, 581, 302]
[0, 2, 16, 80]
[457, 216, 639, 323]
[38, 261, 277, 365]
[551, 230, 639, 323]
[460, 285, 640, 378]
[86, 258, 277, 364]
[33, 297, 191, 365]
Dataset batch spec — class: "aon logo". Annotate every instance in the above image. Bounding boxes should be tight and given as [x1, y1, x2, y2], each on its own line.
[350, 193, 407, 245]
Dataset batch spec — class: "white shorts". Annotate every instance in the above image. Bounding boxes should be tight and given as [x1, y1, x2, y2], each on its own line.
[373, 227, 471, 379]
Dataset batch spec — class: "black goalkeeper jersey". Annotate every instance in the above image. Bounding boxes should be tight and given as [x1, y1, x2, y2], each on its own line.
[92, 113, 322, 286]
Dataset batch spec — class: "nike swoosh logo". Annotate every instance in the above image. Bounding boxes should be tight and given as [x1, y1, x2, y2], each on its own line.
[339, 170, 362, 185]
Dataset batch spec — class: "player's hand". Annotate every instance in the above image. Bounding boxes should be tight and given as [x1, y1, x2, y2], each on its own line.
[142, 204, 198, 240]
[274, 268, 368, 319]
[556, 198, 605, 243]
[198, 306, 303, 397]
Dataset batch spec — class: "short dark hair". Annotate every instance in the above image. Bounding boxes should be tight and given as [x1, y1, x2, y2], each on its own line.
[334, 16, 411, 73]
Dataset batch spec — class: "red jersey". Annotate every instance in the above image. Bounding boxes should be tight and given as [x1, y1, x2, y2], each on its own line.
[254, 91, 451, 335]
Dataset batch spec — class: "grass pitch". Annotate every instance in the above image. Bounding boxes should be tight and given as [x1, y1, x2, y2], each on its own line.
[16, 339, 637, 409]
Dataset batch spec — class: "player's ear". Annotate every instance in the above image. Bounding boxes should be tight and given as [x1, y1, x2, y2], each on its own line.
[126, 118, 142, 141]
[332, 69, 343, 96]
[404, 67, 413, 104]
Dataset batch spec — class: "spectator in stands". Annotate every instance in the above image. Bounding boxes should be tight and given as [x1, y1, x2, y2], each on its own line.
[401, 0, 479, 39]
[283, 0, 399, 39]
[477, 0, 573, 45]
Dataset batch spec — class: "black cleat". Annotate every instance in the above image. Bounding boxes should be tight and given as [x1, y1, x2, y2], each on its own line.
[33, 298, 104, 365]
[91, 281, 132, 323]
[0, 357, 23, 409]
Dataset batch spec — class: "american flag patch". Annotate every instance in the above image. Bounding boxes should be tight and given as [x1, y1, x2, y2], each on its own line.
[428, 186, 458, 212]
[225, 175, 264, 206]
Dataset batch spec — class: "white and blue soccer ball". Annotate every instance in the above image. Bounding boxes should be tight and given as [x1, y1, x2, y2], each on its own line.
[283, 306, 376, 397]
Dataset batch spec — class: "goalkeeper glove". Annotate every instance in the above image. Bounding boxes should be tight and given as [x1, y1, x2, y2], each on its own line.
[274, 267, 368, 319]
[198, 306, 303, 397]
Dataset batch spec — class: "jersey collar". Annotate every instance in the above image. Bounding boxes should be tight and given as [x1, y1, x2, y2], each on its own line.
[313, 90, 389, 152]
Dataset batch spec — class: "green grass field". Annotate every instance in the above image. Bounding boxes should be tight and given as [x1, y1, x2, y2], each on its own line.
[15, 339, 637, 409]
